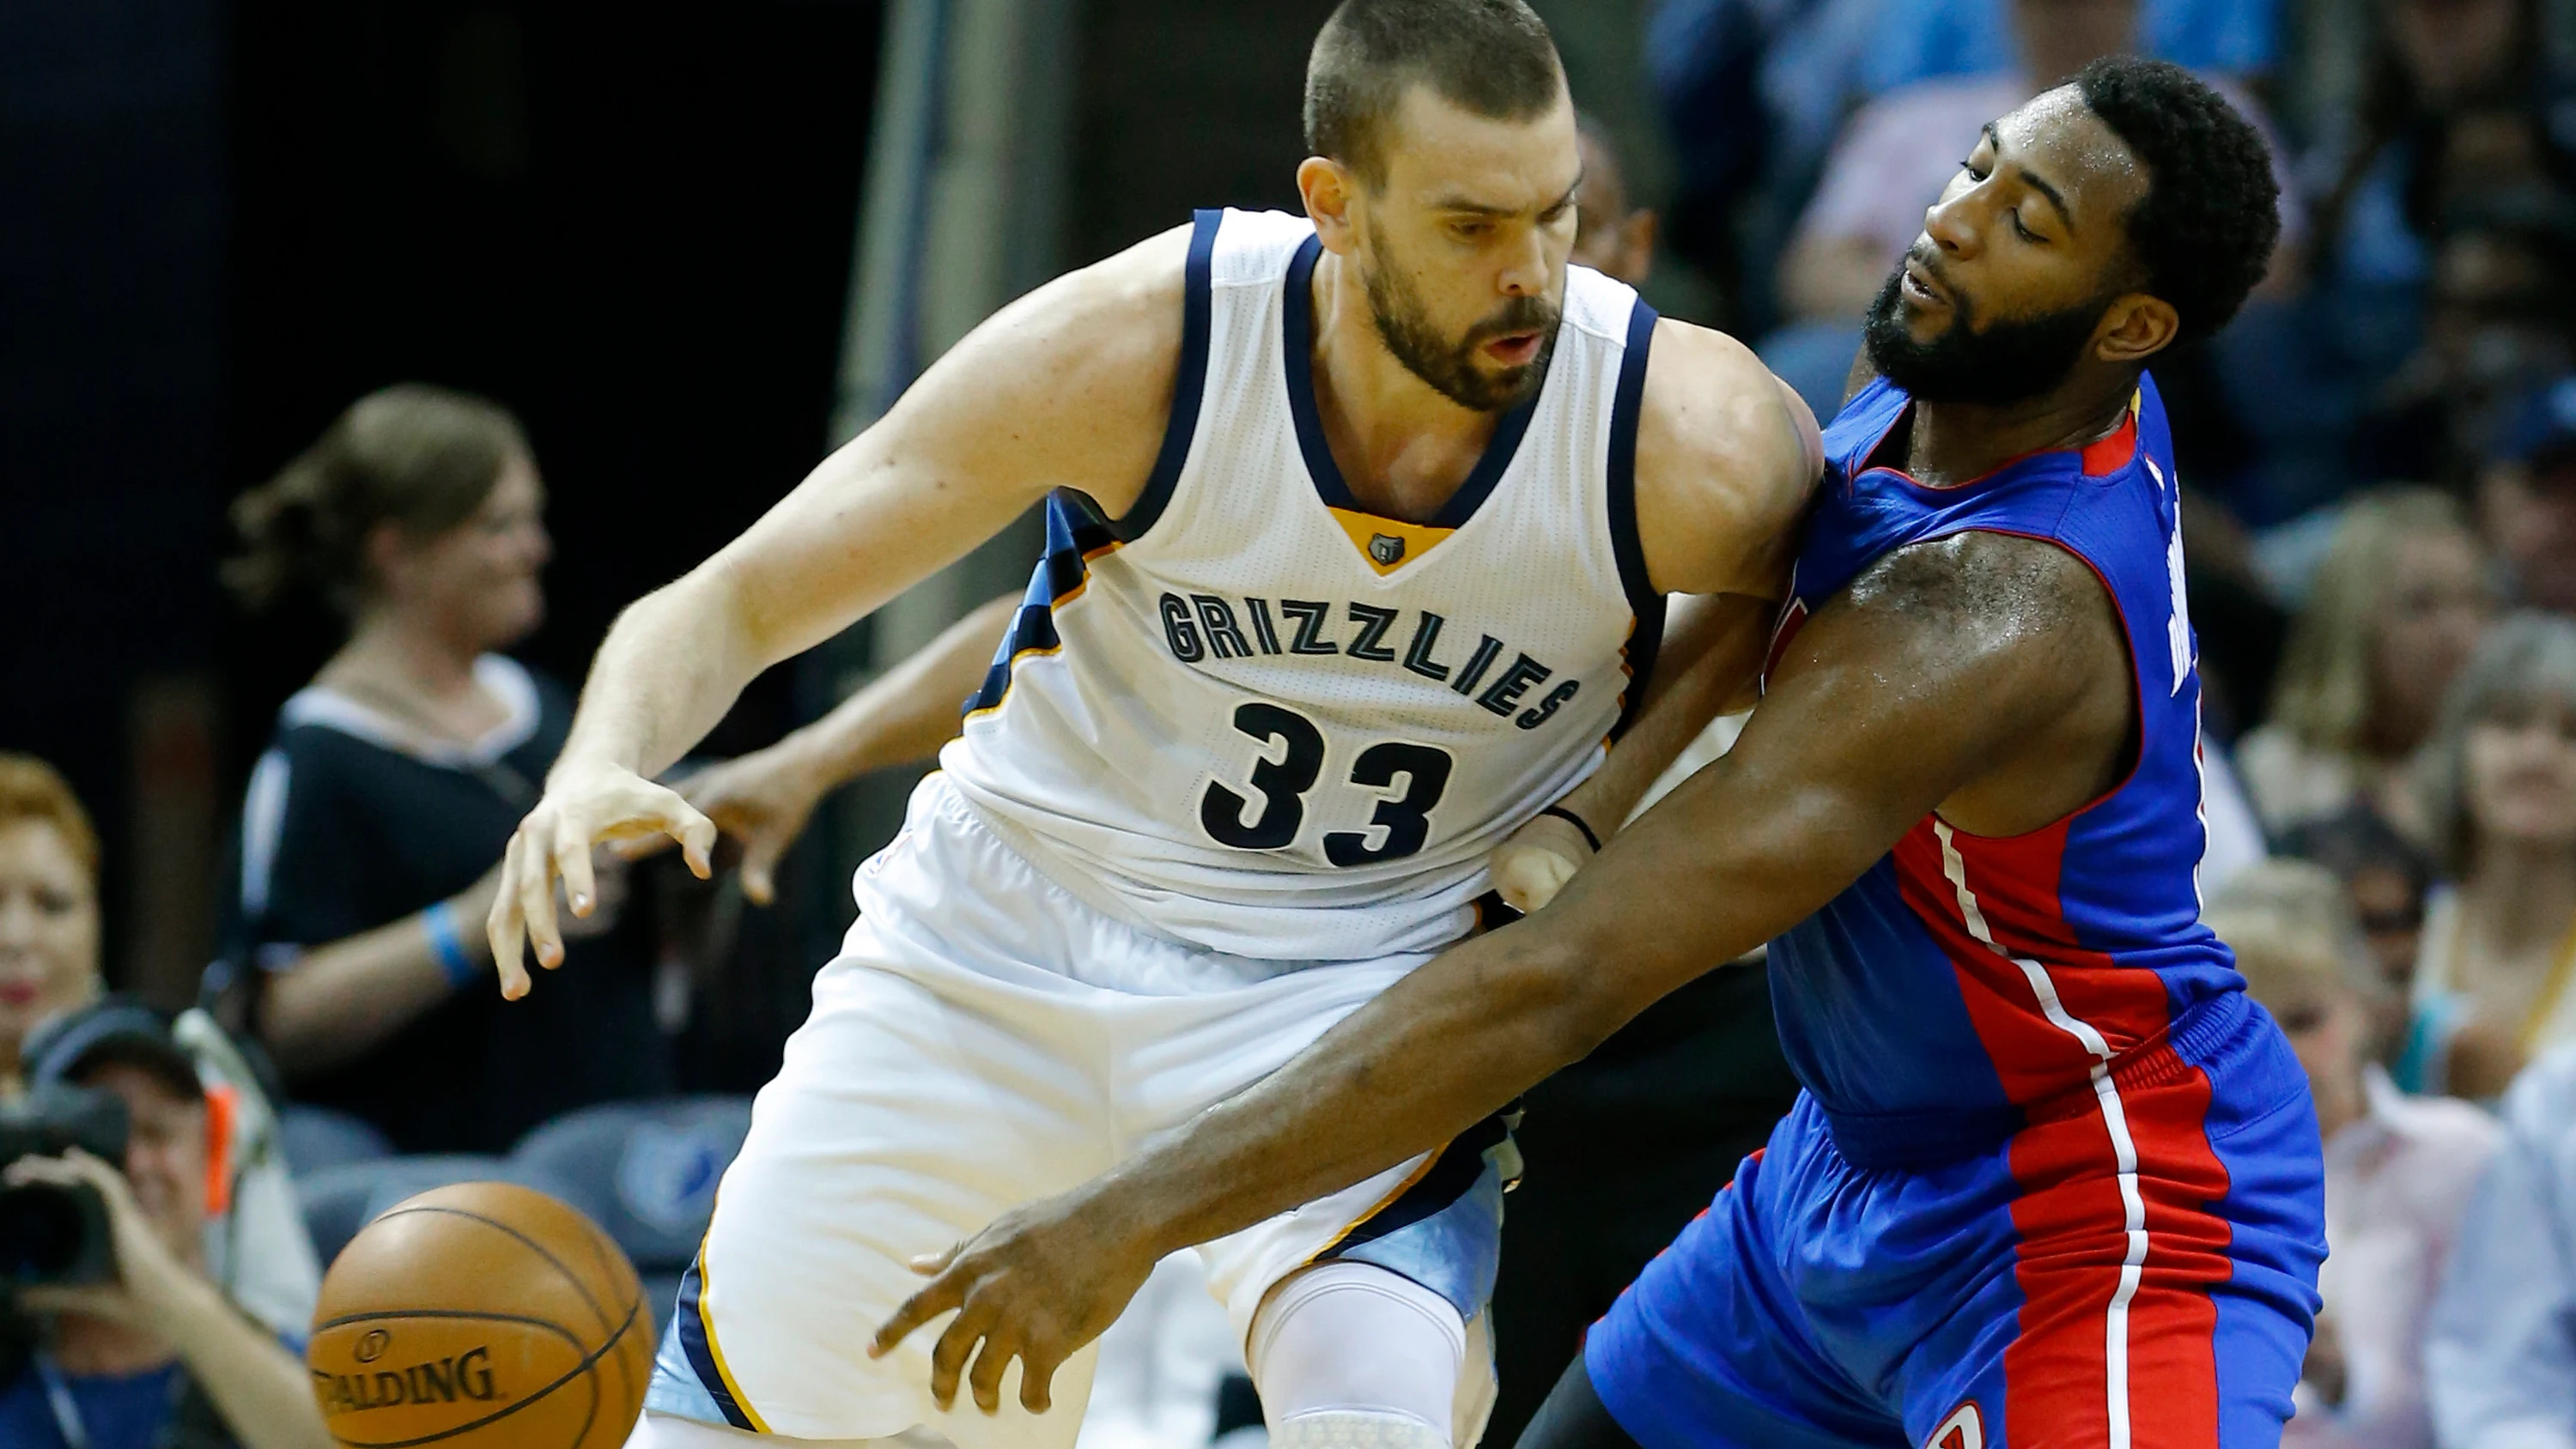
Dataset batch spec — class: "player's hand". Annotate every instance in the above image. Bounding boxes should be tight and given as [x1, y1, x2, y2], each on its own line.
[869, 1187, 1160, 1416]
[1486, 808, 1596, 914]
[487, 762, 715, 999]
[675, 743, 834, 906]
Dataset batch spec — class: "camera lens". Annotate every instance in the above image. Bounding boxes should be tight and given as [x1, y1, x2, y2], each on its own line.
[0, 1184, 84, 1282]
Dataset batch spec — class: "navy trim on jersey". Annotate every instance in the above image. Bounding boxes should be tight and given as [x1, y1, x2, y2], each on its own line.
[1605, 298, 1666, 739]
[963, 494, 1121, 717]
[674, 1258, 759, 1431]
[1110, 209, 1222, 543]
[1279, 234, 1542, 530]
[1331, 1109, 1515, 1252]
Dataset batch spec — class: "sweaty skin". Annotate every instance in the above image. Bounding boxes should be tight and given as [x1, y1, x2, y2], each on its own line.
[868, 83, 2178, 1418]
[484, 84, 1820, 995]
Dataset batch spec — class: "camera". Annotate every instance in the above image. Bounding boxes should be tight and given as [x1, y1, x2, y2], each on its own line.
[0, 1085, 129, 1285]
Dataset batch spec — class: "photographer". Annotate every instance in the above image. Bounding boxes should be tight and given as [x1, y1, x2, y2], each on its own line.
[0, 1002, 328, 1449]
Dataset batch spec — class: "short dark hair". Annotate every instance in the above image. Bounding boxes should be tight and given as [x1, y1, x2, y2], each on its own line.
[2073, 57, 2280, 343]
[1303, 0, 1564, 185]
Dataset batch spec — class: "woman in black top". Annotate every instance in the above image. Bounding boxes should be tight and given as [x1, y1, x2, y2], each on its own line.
[223, 385, 669, 1154]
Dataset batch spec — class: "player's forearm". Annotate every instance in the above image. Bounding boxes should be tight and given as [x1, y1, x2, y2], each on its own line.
[154, 1269, 334, 1449]
[1103, 922, 1625, 1263]
[1097, 746, 1903, 1260]
[1557, 591, 1772, 832]
[556, 565, 772, 785]
[791, 592, 1019, 783]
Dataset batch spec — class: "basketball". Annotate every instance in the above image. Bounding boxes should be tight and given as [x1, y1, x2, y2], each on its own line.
[307, 1181, 653, 1449]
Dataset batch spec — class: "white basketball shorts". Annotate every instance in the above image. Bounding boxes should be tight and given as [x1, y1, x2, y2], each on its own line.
[642, 773, 1516, 1445]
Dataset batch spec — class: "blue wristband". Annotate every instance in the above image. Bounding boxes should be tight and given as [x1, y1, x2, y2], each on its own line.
[422, 900, 477, 989]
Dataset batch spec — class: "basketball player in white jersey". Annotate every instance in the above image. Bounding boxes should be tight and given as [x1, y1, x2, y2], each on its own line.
[485, 3, 1819, 1447]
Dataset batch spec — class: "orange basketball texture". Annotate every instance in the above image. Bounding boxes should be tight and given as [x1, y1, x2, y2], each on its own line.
[307, 1181, 653, 1449]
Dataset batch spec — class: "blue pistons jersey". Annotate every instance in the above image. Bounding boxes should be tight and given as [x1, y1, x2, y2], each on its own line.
[1587, 374, 2325, 1449]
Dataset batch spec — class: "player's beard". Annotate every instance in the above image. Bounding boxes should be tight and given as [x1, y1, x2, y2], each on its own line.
[1862, 252, 2110, 408]
[1362, 244, 1559, 413]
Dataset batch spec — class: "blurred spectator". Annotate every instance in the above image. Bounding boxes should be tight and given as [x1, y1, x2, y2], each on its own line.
[1572, 114, 1658, 287]
[0, 755, 319, 1337]
[217, 385, 669, 1154]
[0, 1002, 330, 1449]
[2425, 1041, 2576, 1449]
[2478, 373, 2576, 610]
[1859, 0, 2277, 92]
[1757, 0, 2300, 417]
[2263, 0, 2576, 498]
[0, 755, 105, 1091]
[2359, 206, 2576, 482]
[2238, 488, 2497, 846]
[2280, 805, 2439, 1030]
[2209, 875, 2498, 1449]
[2403, 611, 2576, 1097]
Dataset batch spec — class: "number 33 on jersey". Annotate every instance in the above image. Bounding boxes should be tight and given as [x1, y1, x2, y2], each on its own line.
[940, 207, 1668, 964]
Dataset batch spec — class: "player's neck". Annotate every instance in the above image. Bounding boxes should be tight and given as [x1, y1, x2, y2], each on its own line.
[1903, 379, 2135, 488]
[1307, 252, 1503, 524]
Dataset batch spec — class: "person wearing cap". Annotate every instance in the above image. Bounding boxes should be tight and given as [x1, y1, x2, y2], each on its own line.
[0, 999, 330, 1449]
[2481, 373, 2576, 615]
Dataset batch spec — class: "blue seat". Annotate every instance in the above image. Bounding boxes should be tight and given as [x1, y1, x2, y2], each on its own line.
[509, 1096, 753, 1274]
[278, 1104, 395, 1179]
[299, 1154, 582, 1269]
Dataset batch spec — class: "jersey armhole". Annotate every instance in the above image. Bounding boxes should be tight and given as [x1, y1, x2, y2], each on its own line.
[1606, 300, 1666, 739]
[1108, 208, 1221, 543]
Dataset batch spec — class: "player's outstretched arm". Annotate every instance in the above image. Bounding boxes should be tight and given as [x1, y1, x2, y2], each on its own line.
[668, 591, 1020, 904]
[488, 227, 1192, 996]
[871, 530, 2132, 1415]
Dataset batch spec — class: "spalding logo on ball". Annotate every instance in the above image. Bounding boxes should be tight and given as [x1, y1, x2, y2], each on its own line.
[308, 1181, 652, 1449]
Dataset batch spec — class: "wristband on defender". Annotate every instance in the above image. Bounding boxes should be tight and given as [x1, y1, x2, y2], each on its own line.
[1539, 803, 1601, 853]
[422, 900, 477, 989]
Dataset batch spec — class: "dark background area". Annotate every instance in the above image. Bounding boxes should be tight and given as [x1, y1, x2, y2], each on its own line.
[4, 1, 883, 1007]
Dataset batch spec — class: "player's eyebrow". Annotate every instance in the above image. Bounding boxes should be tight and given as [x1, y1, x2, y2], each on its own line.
[1435, 168, 1587, 220]
[1982, 122, 2074, 233]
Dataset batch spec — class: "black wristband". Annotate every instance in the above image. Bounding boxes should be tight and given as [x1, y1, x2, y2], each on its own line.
[1540, 803, 1601, 852]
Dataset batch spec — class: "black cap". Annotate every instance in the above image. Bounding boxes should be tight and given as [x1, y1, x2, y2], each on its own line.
[22, 997, 203, 1103]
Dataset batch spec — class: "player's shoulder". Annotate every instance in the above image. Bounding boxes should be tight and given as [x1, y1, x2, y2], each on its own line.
[997, 221, 1197, 370]
[1630, 316, 1824, 596]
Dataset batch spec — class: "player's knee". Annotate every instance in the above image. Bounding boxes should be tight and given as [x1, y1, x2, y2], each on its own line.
[1251, 1261, 1467, 1442]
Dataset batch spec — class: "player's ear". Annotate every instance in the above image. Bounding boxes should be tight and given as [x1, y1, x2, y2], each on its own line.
[1301, 156, 1360, 256]
[2093, 293, 2178, 367]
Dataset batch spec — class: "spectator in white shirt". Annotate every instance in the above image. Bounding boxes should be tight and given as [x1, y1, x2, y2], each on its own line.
[2209, 870, 2500, 1449]
[2427, 1043, 2576, 1449]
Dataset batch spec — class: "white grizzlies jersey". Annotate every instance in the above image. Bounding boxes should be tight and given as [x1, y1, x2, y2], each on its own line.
[941, 208, 1662, 963]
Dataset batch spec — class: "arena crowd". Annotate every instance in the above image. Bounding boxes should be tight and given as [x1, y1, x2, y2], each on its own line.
[6, 0, 2576, 1445]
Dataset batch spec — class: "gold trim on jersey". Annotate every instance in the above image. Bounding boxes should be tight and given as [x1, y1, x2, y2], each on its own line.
[1327, 508, 1458, 576]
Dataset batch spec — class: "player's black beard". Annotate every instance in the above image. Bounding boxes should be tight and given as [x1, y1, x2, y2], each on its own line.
[1363, 251, 1558, 413]
[1862, 259, 2108, 408]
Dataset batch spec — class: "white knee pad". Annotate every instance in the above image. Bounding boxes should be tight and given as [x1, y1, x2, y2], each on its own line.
[1249, 1262, 1467, 1445]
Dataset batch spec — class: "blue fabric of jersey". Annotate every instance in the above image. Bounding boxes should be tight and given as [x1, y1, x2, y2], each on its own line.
[1587, 988, 2323, 1449]
[1764, 372, 2245, 1168]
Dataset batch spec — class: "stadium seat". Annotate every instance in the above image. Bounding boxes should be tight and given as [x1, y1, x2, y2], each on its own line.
[277, 1103, 396, 1179]
[299, 1154, 581, 1269]
[508, 1096, 753, 1274]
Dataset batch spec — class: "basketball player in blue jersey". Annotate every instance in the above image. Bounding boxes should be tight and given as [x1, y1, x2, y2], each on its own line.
[481, 2, 1822, 1446]
[874, 57, 2328, 1449]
